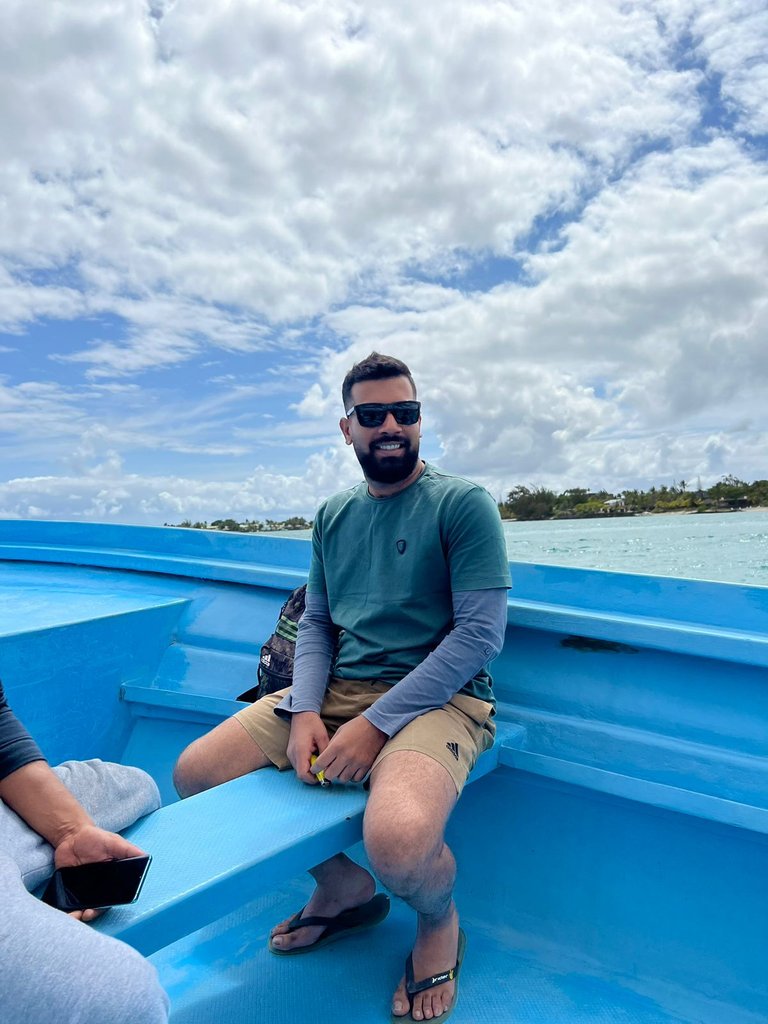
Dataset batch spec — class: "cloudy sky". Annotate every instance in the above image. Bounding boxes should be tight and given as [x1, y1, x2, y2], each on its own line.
[1, 0, 767, 524]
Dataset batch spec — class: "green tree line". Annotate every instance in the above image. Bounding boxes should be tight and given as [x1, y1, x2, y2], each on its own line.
[165, 516, 313, 532]
[499, 476, 768, 521]
[164, 475, 768, 529]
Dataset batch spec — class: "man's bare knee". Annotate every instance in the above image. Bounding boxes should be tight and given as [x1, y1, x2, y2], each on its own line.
[365, 809, 441, 885]
[364, 751, 457, 894]
[172, 743, 211, 798]
[173, 718, 271, 798]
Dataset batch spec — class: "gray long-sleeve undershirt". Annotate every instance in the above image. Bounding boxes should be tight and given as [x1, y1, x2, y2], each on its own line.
[277, 588, 508, 737]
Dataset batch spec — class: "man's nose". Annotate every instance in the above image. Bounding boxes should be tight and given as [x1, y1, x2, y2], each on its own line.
[380, 411, 401, 431]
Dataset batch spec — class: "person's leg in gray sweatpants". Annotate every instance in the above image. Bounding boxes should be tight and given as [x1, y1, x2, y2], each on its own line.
[0, 760, 169, 1024]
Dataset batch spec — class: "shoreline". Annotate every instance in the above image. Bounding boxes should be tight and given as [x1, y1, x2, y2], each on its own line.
[501, 506, 768, 524]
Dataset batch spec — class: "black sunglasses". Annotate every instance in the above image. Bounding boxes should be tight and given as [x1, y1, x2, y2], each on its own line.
[345, 401, 421, 428]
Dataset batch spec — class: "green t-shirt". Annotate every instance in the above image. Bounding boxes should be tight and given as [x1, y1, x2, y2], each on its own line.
[308, 462, 511, 702]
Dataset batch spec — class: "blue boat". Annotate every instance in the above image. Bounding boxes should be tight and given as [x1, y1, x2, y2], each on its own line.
[2, 518, 767, 1023]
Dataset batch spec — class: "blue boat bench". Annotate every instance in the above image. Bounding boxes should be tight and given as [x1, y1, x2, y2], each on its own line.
[96, 720, 525, 957]
[94, 561, 768, 961]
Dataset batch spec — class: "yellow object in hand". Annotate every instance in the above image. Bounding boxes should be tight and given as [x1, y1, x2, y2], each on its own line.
[310, 754, 329, 787]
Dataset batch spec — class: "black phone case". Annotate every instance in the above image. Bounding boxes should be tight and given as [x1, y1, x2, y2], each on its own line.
[41, 855, 152, 911]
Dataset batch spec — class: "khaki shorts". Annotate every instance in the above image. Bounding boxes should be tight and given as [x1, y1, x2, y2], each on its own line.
[234, 677, 496, 794]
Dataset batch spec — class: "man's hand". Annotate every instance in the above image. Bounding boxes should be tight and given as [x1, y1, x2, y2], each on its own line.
[54, 824, 147, 922]
[311, 716, 387, 784]
[287, 711, 331, 784]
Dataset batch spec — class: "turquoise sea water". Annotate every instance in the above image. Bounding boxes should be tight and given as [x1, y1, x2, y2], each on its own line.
[501, 509, 768, 587]
[276, 509, 768, 587]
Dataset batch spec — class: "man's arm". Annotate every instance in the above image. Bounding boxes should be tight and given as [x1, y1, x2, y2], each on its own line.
[272, 509, 334, 707]
[0, 678, 47, 781]
[0, 684, 147, 918]
[310, 588, 508, 783]
[362, 587, 508, 736]
[280, 590, 337, 715]
[274, 590, 337, 783]
[1, 761, 147, 919]
[0, 759, 94, 848]
[355, 481, 510, 736]
[1, 682, 100, 847]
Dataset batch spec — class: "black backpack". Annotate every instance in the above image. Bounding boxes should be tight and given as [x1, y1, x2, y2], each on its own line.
[237, 584, 307, 702]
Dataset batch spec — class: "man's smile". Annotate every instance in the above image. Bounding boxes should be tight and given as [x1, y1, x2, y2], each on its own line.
[374, 440, 405, 452]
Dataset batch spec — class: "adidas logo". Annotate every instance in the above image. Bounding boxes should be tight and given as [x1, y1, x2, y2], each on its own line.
[446, 741, 459, 761]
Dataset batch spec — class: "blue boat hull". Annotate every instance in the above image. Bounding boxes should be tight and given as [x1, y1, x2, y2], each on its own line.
[2, 521, 766, 1023]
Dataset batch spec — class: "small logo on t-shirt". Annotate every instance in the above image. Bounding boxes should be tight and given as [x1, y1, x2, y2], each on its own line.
[396, 539, 407, 554]
[446, 741, 459, 761]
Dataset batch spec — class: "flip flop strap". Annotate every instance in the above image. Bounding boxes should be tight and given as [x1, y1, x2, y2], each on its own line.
[283, 894, 388, 936]
[405, 953, 458, 996]
[285, 909, 336, 933]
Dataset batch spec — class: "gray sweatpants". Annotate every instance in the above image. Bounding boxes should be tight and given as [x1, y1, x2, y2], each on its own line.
[0, 760, 170, 1024]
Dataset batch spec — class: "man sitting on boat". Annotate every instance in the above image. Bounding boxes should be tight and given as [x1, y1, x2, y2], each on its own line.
[0, 679, 169, 1024]
[173, 352, 510, 1022]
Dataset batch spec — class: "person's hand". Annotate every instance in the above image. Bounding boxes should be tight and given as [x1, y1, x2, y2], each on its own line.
[287, 711, 330, 784]
[311, 716, 387, 784]
[54, 824, 147, 922]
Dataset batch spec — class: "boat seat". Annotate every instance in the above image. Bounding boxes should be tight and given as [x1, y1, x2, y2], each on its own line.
[95, 721, 524, 956]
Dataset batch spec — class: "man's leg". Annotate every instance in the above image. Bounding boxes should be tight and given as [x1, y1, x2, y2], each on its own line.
[363, 694, 494, 1020]
[173, 715, 275, 796]
[268, 851, 378, 950]
[0, 851, 169, 1024]
[174, 696, 378, 949]
[365, 750, 460, 1022]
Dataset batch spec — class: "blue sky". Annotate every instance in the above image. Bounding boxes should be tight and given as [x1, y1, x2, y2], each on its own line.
[1, 0, 767, 523]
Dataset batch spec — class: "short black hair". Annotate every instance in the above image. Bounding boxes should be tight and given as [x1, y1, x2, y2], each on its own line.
[341, 352, 417, 411]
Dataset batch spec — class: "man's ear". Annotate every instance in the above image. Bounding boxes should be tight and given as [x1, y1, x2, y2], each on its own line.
[339, 416, 353, 445]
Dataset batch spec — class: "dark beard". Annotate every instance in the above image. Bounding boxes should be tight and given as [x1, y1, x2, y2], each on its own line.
[356, 439, 419, 484]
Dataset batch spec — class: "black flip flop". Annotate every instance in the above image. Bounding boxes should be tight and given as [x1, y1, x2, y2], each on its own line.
[391, 927, 466, 1023]
[268, 892, 390, 956]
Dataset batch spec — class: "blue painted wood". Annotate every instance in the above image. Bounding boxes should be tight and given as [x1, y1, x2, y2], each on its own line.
[149, 644, 261, 699]
[0, 541, 308, 589]
[448, 770, 768, 1022]
[4, 522, 768, 637]
[0, 520, 310, 587]
[3, 522, 768, 1022]
[0, 519, 312, 569]
[95, 723, 520, 956]
[499, 746, 768, 835]
[150, 880, 733, 1024]
[506, 559, 768, 632]
[495, 701, 768, 811]
[145, 768, 768, 1024]
[95, 771, 367, 956]
[0, 603, 187, 765]
[506, 597, 768, 666]
[121, 685, 246, 721]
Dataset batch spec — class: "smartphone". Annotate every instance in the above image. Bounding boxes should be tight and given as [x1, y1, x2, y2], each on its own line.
[41, 854, 152, 912]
